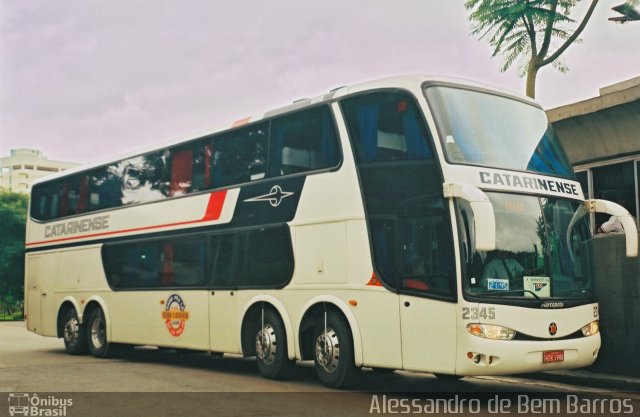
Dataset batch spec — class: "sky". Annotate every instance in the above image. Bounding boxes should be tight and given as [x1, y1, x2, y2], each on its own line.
[1, 0, 639, 165]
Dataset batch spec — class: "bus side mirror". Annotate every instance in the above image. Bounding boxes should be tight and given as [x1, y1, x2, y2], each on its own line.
[586, 199, 638, 257]
[444, 182, 496, 252]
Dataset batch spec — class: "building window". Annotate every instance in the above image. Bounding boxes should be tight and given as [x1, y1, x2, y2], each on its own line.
[593, 161, 637, 228]
[576, 159, 639, 230]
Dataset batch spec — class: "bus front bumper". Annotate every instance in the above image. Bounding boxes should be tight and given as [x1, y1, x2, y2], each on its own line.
[456, 333, 600, 376]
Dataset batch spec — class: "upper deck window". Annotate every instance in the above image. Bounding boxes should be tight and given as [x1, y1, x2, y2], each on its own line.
[341, 91, 433, 163]
[425, 86, 574, 179]
[30, 105, 340, 222]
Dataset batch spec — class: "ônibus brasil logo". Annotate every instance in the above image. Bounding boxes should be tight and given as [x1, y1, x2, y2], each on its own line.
[162, 294, 189, 337]
[8, 393, 72, 417]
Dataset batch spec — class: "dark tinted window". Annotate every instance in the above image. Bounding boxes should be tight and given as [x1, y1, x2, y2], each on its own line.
[341, 91, 433, 163]
[399, 198, 454, 297]
[341, 91, 453, 299]
[238, 227, 293, 287]
[31, 105, 339, 222]
[213, 123, 268, 188]
[103, 236, 207, 289]
[270, 106, 339, 176]
[210, 234, 236, 288]
[103, 226, 293, 290]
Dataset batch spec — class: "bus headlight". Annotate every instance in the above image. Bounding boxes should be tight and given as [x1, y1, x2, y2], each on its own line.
[581, 320, 599, 337]
[466, 323, 516, 340]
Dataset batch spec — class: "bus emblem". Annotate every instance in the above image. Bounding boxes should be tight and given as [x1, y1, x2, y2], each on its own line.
[548, 322, 558, 336]
[162, 294, 189, 337]
[244, 185, 294, 207]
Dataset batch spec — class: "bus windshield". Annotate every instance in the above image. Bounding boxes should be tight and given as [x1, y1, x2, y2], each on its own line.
[459, 193, 595, 302]
[425, 86, 574, 178]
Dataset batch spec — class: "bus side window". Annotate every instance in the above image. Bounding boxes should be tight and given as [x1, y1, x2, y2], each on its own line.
[103, 241, 162, 288]
[191, 141, 212, 192]
[399, 198, 455, 297]
[213, 123, 268, 188]
[236, 227, 293, 288]
[169, 148, 193, 197]
[168, 237, 207, 287]
[341, 92, 433, 163]
[270, 106, 339, 176]
[210, 234, 236, 288]
[168, 139, 211, 196]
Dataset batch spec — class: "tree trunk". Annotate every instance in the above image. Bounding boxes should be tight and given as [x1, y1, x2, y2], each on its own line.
[525, 61, 539, 99]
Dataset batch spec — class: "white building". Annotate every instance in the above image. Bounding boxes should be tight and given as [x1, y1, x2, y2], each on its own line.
[0, 149, 79, 194]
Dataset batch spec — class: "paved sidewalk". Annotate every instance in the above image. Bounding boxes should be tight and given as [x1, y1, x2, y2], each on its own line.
[525, 370, 640, 391]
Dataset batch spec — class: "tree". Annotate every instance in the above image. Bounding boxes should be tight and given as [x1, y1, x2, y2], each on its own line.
[0, 189, 28, 316]
[465, 0, 599, 98]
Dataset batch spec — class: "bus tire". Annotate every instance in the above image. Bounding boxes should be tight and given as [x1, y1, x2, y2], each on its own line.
[313, 311, 359, 389]
[86, 307, 112, 358]
[62, 308, 87, 355]
[255, 309, 294, 380]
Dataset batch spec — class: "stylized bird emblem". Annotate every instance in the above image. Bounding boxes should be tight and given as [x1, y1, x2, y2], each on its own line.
[244, 185, 294, 207]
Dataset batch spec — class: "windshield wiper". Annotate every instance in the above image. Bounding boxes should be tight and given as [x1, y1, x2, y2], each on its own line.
[475, 290, 541, 300]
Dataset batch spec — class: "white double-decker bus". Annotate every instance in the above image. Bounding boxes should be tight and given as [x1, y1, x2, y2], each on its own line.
[25, 75, 638, 388]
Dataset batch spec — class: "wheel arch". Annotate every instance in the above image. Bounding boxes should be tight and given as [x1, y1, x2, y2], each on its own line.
[56, 297, 82, 338]
[82, 296, 112, 341]
[239, 295, 296, 361]
[297, 296, 363, 367]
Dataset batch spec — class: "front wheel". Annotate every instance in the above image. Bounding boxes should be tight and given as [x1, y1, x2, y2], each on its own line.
[255, 309, 294, 380]
[313, 311, 359, 389]
[62, 308, 87, 355]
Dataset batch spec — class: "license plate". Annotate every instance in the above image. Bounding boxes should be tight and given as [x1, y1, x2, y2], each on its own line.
[543, 350, 564, 363]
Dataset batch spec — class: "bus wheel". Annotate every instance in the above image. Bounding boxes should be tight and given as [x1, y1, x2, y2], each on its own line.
[313, 311, 359, 389]
[255, 309, 294, 380]
[86, 307, 111, 358]
[62, 308, 87, 355]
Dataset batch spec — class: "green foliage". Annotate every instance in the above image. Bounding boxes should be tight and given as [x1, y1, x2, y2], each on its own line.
[465, 0, 599, 97]
[0, 189, 28, 312]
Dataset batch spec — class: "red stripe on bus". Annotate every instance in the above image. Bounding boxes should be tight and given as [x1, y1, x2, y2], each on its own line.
[202, 189, 227, 221]
[26, 190, 228, 247]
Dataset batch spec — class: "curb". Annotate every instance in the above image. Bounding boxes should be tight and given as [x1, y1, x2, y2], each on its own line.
[523, 371, 640, 392]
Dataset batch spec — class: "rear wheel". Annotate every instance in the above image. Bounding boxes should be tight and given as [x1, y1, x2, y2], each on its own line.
[86, 307, 112, 358]
[314, 310, 359, 389]
[62, 308, 87, 355]
[255, 308, 294, 379]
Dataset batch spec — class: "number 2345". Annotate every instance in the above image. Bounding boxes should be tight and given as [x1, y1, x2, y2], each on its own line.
[462, 307, 496, 320]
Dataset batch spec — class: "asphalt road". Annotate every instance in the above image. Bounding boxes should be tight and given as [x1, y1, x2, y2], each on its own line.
[1, 321, 638, 417]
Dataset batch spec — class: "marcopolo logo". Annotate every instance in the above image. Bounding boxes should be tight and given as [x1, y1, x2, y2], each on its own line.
[162, 294, 189, 337]
[8, 393, 72, 417]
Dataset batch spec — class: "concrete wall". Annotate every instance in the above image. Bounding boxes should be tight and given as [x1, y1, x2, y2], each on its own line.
[552, 100, 640, 165]
[589, 233, 640, 376]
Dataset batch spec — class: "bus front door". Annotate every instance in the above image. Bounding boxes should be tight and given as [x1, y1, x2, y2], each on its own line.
[399, 295, 457, 373]
[396, 197, 458, 374]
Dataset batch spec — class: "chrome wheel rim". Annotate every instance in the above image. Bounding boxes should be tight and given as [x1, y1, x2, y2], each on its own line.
[255, 323, 277, 365]
[315, 328, 340, 374]
[90, 315, 106, 349]
[63, 314, 80, 344]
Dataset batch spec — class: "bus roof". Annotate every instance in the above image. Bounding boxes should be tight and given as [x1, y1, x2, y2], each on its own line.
[31, 74, 529, 187]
